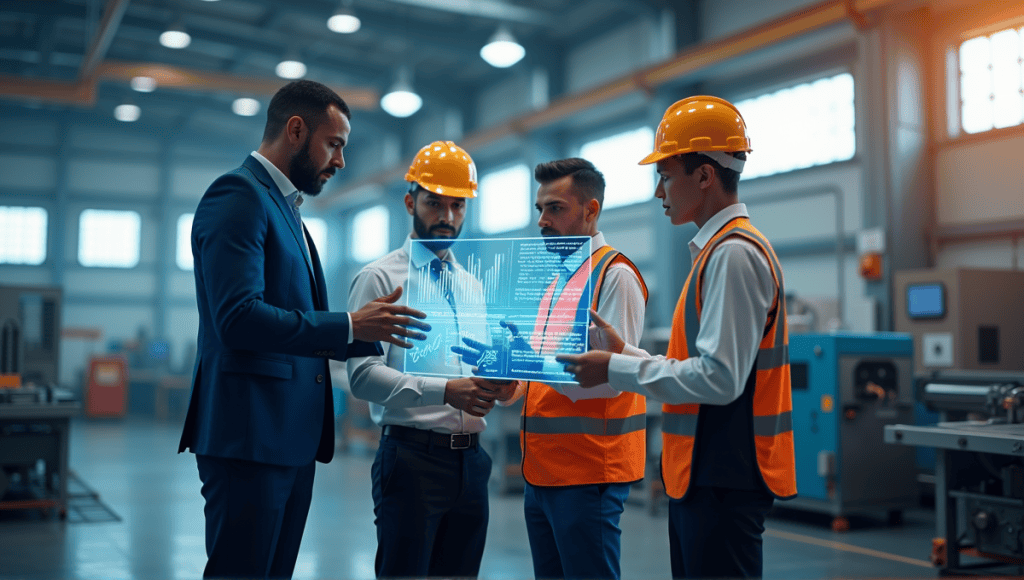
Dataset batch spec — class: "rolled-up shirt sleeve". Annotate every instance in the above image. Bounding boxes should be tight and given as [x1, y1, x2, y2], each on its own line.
[607, 239, 775, 405]
[346, 267, 448, 408]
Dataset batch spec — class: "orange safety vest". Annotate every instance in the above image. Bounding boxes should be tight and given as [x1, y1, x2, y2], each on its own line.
[661, 217, 797, 500]
[522, 245, 649, 487]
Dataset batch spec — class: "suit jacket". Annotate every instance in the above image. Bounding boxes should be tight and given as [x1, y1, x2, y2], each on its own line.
[179, 155, 382, 466]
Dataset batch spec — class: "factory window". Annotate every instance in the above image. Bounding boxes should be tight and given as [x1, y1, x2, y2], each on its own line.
[578, 127, 657, 210]
[304, 217, 328, 256]
[78, 209, 141, 268]
[350, 205, 389, 263]
[958, 26, 1024, 134]
[735, 72, 856, 180]
[478, 164, 531, 234]
[176, 213, 194, 271]
[0, 206, 47, 265]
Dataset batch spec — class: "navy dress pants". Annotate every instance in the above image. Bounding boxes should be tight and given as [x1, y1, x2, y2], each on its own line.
[371, 434, 492, 578]
[524, 481, 632, 580]
[196, 454, 316, 579]
[668, 486, 775, 579]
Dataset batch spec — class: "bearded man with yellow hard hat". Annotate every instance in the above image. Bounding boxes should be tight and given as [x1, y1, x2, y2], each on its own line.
[559, 97, 797, 579]
[346, 141, 517, 578]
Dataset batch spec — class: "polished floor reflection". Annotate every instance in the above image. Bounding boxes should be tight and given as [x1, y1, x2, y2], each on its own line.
[0, 417, 940, 579]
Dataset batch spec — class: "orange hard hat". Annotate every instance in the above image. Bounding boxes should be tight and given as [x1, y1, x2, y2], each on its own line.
[639, 96, 752, 172]
[405, 141, 478, 198]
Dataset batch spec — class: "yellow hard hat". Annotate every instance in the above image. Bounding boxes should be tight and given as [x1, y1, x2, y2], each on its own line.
[638, 96, 752, 172]
[405, 141, 478, 198]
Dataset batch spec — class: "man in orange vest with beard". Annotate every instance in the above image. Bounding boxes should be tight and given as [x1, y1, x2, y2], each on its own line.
[516, 158, 649, 580]
[559, 97, 797, 579]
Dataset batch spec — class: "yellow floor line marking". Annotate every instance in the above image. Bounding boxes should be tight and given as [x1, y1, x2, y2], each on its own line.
[766, 529, 934, 568]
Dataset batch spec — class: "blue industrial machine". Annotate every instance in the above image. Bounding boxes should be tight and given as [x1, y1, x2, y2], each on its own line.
[788, 333, 918, 529]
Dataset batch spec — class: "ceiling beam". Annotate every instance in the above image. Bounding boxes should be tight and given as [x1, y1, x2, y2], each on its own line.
[79, 0, 131, 80]
[0, 60, 379, 110]
[362, 0, 553, 26]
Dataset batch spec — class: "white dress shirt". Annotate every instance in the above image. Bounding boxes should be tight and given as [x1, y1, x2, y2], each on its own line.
[607, 204, 776, 405]
[544, 232, 647, 402]
[250, 151, 354, 344]
[346, 236, 492, 434]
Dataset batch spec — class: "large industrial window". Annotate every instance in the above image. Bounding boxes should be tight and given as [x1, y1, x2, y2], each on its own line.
[578, 127, 656, 210]
[478, 164, 531, 234]
[78, 209, 141, 268]
[350, 205, 389, 263]
[735, 72, 856, 180]
[0, 206, 47, 265]
[304, 217, 328, 256]
[958, 26, 1024, 135]
[176, 213, 194, 271]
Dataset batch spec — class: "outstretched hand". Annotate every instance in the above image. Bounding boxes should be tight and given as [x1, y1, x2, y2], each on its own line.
[351, 286, 430, 348]
[587, 309, 625, 354]
[556, 350, 613, 388]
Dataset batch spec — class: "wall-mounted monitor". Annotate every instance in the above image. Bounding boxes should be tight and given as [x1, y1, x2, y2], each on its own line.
[907, 283, 945, 319]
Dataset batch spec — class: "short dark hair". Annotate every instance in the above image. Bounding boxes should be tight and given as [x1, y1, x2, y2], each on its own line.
[262, 80, 350, 143]
[676, 151, 745, 193]
[534, 157, 605, 208]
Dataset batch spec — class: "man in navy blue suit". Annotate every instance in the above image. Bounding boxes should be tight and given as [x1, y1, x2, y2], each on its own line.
[178, 80, 430, 579]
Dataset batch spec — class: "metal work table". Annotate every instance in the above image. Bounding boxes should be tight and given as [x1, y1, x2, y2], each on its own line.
[0, 402, 81, 518]
[886, 421, 1024, 576]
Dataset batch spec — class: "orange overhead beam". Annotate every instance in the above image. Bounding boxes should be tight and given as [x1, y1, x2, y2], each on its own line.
[78, 0, 131, 80]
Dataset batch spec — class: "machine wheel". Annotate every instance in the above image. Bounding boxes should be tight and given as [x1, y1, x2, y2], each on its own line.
[831, 516, 850, 532]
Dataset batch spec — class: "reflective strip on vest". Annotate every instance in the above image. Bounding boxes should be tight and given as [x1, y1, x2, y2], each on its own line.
[756, 344, 788, 370]
[661, 413, 698, 437]
[753, 410, 792, 438]
[522, 413, 647, 436]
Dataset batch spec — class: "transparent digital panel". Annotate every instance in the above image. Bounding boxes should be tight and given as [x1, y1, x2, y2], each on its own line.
[350, 205, 389, 263]
[78, 209, 141, 268]
[404, 236, 592, 383]
[176, 213, 194, 271]
[736, 72, 856, 179]
[578, 126, 656, 209]
[304, 217, 328, 255]
[0, 206, 47, 265]
[478, 164, 531, 234]
[959, 26, 1024, 134]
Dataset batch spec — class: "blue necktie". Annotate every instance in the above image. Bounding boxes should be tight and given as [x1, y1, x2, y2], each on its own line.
[430, 258, 457, 312]
[284, 192, 302, 227]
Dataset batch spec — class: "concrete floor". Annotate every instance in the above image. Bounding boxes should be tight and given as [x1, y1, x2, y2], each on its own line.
[0, 417, 943, 579]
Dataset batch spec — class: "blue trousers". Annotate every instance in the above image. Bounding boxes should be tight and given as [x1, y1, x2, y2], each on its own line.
[371, 435, 492, 578]
[668, 486, 775, 579]
[196, 454, 315, 579]
[524, 482, 632, 580]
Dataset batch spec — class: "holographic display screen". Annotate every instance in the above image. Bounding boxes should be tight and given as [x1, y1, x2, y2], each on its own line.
[403, 236, 592, 383]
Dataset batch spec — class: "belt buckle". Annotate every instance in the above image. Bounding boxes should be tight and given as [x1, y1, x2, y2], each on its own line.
[449, 433, 471, 450]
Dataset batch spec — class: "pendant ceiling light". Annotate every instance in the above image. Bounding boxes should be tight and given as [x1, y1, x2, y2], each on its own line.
[380, 66, 422, 118]
[328, 4, 361, 34]
[276, 54, 307, 79]
[159, 23, 191, 49]
[480, 25, 525, 68]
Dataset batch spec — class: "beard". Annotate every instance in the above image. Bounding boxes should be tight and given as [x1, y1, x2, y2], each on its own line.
[288, 135, 333, 195]
[413, 207, 461, 252]
[540, 226, 585, 257]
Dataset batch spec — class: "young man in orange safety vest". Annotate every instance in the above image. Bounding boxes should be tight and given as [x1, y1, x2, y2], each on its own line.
[559, 97, 797, 579]
[516, 158, 649, 580]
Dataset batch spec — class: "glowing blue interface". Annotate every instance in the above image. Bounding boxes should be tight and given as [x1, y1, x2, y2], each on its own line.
[403, 236, 592, 383]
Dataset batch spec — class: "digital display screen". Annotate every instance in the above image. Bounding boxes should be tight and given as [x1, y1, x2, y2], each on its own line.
[907, 283, 945, 319]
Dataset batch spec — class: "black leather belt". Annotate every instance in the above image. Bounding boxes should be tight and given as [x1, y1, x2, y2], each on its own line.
[382, 425, 478, 450]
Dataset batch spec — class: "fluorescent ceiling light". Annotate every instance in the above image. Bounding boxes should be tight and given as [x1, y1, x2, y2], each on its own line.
[276, 58, 307, 79]
[480, 26, 525, 68]
[232, 97, 260, 116]
[114, 104, 140, 122]
[328, 7, 361, 33]
[159, 26, 191, 49]
[130, 76, 157, 92]
[380, 67, 422, 117]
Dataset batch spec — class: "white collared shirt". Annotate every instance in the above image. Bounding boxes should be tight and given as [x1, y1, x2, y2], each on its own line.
[250, 152, 354, 344]
[346, 236, 491, 434]
[607, 204, 776, 405]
